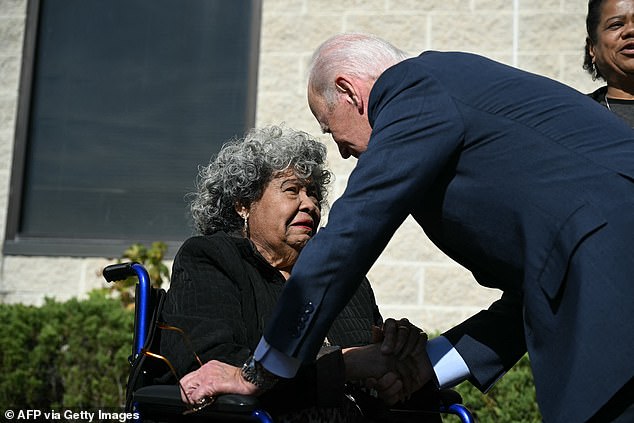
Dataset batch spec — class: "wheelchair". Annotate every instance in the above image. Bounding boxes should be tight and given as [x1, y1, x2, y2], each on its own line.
[103, 262, 477, 423]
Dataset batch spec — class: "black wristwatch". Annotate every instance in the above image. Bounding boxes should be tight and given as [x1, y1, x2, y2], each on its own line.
[241, 355, 279, 391]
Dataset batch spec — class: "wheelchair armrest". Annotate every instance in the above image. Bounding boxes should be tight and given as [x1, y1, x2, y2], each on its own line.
[133, 384, 262, 414]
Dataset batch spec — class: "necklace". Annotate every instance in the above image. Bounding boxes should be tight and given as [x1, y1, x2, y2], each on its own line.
[604, 94, 634, 109]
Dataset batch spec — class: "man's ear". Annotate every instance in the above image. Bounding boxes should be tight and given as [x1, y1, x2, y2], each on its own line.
[335, 76, 364, 112]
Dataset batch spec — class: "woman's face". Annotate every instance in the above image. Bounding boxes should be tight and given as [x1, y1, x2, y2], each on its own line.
[246, 169, 321, 271]
[589, 0, 634, 85]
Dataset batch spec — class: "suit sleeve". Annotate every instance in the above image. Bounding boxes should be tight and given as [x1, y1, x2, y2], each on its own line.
[443, 288, 527, 392]
[263, 59, 466, 363]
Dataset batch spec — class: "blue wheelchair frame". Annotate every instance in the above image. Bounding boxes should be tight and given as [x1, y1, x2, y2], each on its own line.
[104, 262, 274, 422]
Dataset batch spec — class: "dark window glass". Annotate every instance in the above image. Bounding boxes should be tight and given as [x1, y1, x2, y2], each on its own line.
[5, 0, 261, 257]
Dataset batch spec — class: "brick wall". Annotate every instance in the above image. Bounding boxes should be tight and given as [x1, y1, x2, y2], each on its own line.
[0, 0, 601, 332]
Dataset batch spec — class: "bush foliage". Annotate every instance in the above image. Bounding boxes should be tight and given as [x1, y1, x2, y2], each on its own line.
[0, 292, 133, 408]
[106, 241, 170, 307]
[453, 354, 542, 422]
[1, 293, 541, 421]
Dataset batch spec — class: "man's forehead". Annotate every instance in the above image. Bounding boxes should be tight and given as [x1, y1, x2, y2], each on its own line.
[308, 98, 329, 132]
[308, 85, 330, 109]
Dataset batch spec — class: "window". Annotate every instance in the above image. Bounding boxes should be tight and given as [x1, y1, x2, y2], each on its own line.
[5, 0, 261, 257]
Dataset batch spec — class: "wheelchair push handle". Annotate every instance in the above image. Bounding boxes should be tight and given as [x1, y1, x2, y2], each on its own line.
[103, 262, 143, 282]
[103, 262, 152, 357]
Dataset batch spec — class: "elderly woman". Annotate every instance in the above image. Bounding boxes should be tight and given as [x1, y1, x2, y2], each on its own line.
[159, 125, 430, 422]
[584, 0, 634, 126]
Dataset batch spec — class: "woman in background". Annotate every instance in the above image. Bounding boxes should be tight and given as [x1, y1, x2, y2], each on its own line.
[584, 0, 634, 126]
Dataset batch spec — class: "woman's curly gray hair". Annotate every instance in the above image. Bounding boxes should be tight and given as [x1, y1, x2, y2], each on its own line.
[191, 125, 332, 235]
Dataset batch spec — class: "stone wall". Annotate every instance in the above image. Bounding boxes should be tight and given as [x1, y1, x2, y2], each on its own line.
[0, 0, 601, 332]
[255, 0, 601, 332]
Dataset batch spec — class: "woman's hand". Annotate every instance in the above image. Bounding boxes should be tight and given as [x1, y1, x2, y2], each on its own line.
[342, 343, 395, 381]
[366, 372, 404, 405]
[342, 339, 429, 404]
[179, 360, 259, 405]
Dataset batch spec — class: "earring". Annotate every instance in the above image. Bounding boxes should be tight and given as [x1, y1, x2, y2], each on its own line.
[242, 214, 249, 237]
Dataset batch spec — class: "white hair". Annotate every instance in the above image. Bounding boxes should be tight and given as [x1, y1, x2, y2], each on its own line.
[190, 125, 331, 235]
[308, 33, 410, 107]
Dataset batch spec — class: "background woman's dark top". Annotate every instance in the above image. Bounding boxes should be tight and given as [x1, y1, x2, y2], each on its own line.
[588, 86, 634, 127]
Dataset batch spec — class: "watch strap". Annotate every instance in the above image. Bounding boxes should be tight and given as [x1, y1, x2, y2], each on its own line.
[241, 354, 279, 391]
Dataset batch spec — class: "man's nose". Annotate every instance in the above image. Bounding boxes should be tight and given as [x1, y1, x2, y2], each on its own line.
[338, 143, 351, 159]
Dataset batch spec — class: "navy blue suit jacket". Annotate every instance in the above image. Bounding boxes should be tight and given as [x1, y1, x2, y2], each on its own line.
[264, 52, 634, 423]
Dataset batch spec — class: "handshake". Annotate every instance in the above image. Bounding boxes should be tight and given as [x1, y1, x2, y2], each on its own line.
[342, 317, 434, 405]
[179, 318, 434, 407]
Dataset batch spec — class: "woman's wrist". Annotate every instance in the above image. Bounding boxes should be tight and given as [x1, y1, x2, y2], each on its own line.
[342, 345, 373, 381]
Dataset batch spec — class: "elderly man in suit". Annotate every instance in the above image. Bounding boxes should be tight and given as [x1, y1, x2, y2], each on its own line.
[181, 33, 634, 423]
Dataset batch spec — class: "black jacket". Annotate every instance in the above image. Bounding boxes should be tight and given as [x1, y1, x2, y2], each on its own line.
[160, 231, 383, 411]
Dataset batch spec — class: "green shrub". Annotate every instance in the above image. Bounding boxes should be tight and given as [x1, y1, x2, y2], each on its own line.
[453, 354, 542, 422]
[105, 241, 170, 308]
[0, 291, 133, 408]
[0, 291, 542, 419]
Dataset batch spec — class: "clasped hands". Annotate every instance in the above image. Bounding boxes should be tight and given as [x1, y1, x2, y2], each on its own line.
[179, 318, 433, 407]
[343, 317, 434, 405]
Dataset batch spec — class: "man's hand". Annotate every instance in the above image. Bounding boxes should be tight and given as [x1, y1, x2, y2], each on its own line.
[381, 318, 427, 358]
[343, 343, 412, 404]
[376, 318, 435, 401]
[179, 360, 259, 405]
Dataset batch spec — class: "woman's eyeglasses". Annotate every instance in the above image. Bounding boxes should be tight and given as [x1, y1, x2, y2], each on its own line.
[141, 323, 215, 414]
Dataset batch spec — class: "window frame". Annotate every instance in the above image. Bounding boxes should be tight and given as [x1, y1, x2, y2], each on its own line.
[4, 0, 262, 258]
